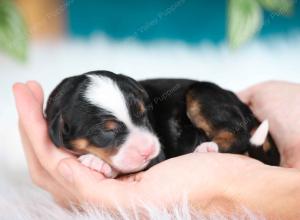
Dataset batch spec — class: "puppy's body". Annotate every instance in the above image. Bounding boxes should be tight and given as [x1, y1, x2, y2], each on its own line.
[140, 79, 280, 165]
[45, 71, 280, 177]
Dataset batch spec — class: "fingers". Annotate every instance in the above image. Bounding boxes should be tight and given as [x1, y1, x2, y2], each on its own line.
[13, 83, 70, 172]
[237, 87, 257, 105]
[19, 121, 54, 189]
[237, 82, 264, 105]
[14, 83, 63, 191]
[57, 158, 106, 195]
[26, 81, 44, 107]
[17, 81, 47, 182]
[13, 83, 52, 157]
[14, 82, 81, 205]
[20, 121, 80, 207]
[57, 158, 139, 207]
[237, 88, 252, 105]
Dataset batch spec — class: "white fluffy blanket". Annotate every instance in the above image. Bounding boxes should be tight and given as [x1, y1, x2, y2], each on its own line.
[0, 173, 262, 219]
[0, 33, 299, 219]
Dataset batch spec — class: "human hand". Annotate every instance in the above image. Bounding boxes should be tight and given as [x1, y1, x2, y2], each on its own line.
[238, 81, 300, 168]
[13, 81, 300, 218]
[13, 81, 141, 209]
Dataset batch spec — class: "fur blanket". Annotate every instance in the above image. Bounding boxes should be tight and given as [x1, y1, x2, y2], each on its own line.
[0, 174, 262, 219]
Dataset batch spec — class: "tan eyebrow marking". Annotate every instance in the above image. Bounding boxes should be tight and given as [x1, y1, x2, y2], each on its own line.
[137, 101, 145, 113]
[103, 120, 119, 131]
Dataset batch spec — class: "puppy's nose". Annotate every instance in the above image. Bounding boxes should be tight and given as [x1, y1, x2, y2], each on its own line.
[139, 143, 155, 160]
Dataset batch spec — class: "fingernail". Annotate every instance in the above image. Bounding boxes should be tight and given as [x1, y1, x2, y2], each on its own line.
[58, 162, 74, 183]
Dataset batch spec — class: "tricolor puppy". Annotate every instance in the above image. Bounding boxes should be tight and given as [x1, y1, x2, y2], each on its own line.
[45, 71, 280, 177]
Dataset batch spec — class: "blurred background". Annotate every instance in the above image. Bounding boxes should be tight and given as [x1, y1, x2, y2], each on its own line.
[0, 0, 300, 174]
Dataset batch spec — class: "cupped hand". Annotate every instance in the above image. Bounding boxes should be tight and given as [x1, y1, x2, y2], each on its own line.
[13, 81, 141, 209]
[13, 81, 290, 217]
[14, 82, 300, 216]
[238, 81, 300, 168]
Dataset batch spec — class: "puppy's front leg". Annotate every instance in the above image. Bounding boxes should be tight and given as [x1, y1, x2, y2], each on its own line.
[78, 154, 118, 178]
[194, 142, 219, 153]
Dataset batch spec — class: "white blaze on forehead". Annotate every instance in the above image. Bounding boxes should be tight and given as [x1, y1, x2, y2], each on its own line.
[84, 74, 133, 128]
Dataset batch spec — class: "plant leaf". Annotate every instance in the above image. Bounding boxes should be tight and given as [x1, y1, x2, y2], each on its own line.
[228, 0, 262, 49]
[257, 0, 294, 15]
[0, 0, 28, 61]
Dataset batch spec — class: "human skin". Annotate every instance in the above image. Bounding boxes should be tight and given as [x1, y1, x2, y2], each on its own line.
[13, 81, 300, 218]
[238, 80, 300, 169]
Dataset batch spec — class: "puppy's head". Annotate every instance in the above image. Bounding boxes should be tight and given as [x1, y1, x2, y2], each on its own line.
[46, 71, 160, 173]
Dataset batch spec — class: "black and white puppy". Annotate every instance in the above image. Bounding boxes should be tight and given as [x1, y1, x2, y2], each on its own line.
[45, 71, 280, 177]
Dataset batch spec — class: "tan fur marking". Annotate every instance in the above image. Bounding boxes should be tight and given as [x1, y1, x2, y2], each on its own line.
[71, 138, 89, 150]
[251, 127, 271, 151]
[103, 120, 119, 131]
[138, 101, 145, 114]
[213, 130, 236, 152]
[263, 139, 271, 152]
[71, 138, 118, 165]
[186, 93, 213, 137]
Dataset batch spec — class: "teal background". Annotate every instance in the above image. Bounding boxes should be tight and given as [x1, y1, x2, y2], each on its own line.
[67, 0, 300, 43]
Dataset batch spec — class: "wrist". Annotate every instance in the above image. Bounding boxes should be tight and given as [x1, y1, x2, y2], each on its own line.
[227, 165, 300, 218]
[188, 156, 267, 216]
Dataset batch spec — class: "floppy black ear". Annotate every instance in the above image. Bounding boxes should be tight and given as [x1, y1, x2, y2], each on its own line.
[117, 73, 150, 100]
[48, 113, 65, 147]
[45, 75, 85, 147]
[45, 78, 69, 147]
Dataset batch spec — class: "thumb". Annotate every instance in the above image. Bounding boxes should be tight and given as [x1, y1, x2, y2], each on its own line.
[237, 83, 263, 105]
[26, 81, 44, 107]
[237, 88, 253, 105]
[57, 157, 106, 187]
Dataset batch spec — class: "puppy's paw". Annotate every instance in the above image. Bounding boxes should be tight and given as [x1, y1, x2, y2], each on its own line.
[194, 142, 219, 153]
[78, 154, 118, 178]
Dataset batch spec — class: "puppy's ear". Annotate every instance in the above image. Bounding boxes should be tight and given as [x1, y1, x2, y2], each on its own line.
[48, 113, 65, 147]
[45, 75, 85, 147]
[118, 74, 149, 99]
[45, 78, 69, 147]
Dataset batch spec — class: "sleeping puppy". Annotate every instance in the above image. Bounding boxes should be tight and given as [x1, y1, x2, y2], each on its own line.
[45, 70, 280, 177]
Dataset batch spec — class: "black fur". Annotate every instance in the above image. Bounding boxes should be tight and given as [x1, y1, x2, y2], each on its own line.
[140, 79, 280, 165]
[45, 71, 155, 152]
[46, 71, 280, 166]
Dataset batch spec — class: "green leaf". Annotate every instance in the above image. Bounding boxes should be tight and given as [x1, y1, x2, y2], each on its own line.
[0, 0, 28, 61]
[228, 0, 262, 49]
[257, 0, 294, 15]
